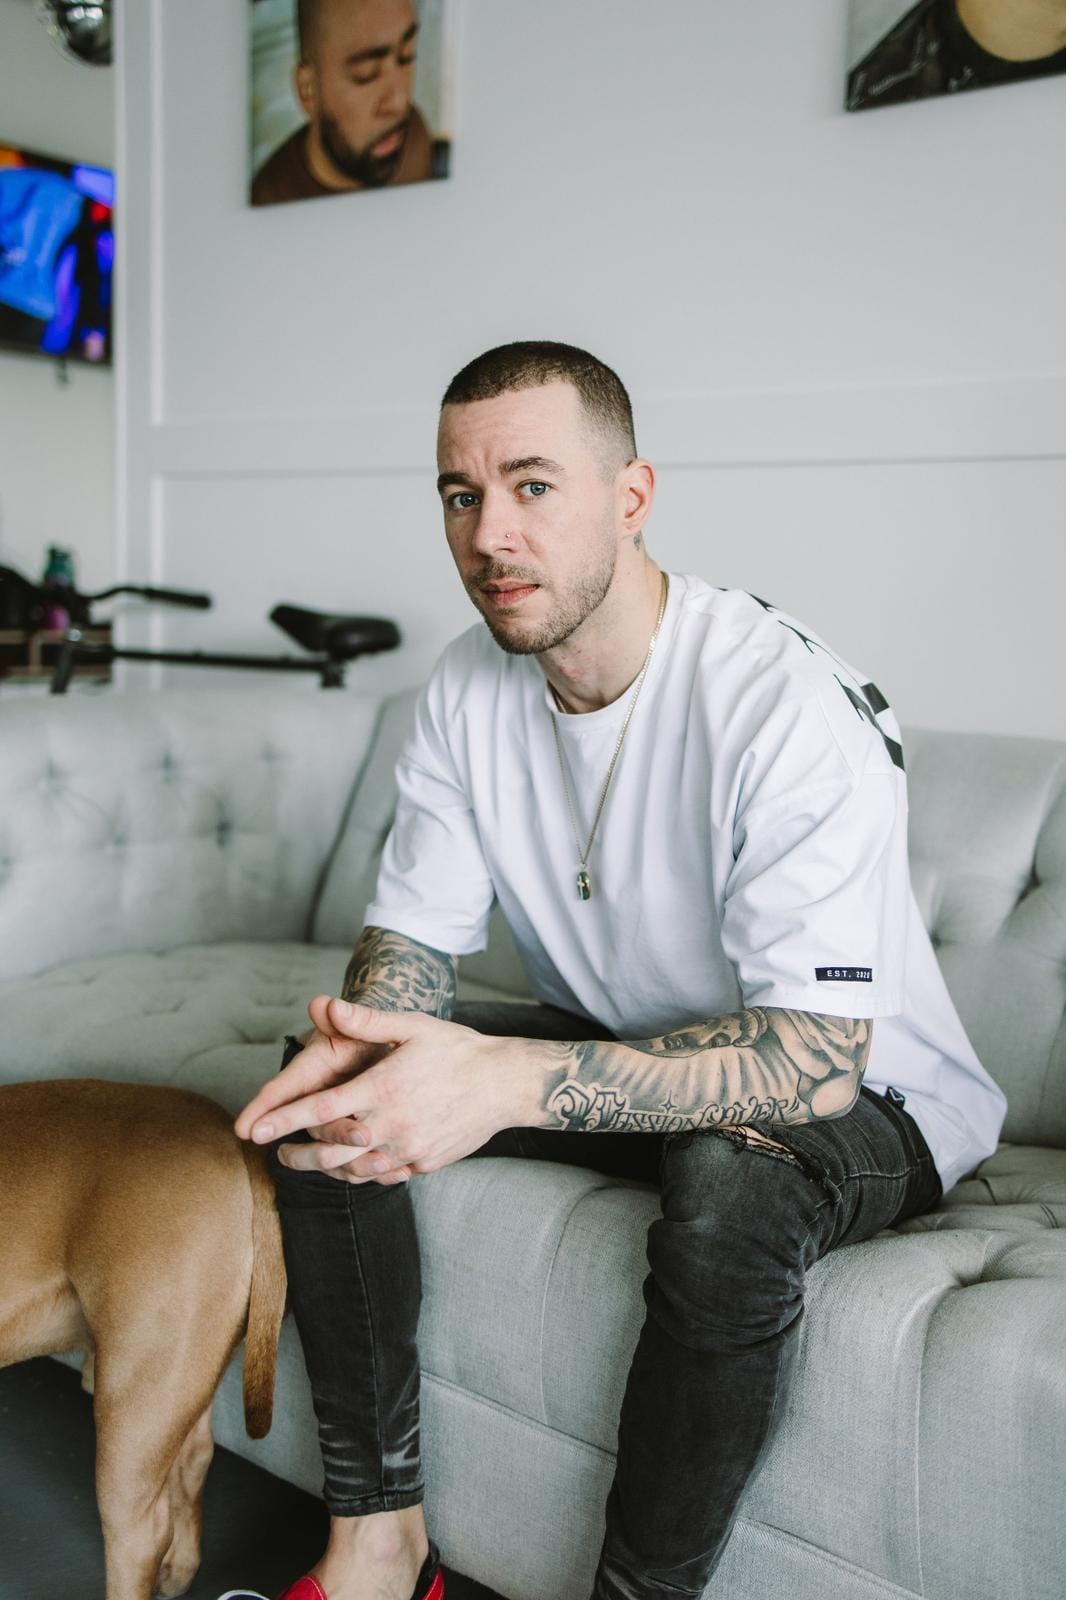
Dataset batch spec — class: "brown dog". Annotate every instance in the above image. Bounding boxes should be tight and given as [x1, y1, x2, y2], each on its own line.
[0, 1078, 286, 1600]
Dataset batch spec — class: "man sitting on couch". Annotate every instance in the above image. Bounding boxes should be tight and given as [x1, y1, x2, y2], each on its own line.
[233, 341, 1007, 1600]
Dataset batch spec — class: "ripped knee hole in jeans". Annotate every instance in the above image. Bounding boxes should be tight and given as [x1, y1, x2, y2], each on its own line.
[711, 1125, 802, 1167]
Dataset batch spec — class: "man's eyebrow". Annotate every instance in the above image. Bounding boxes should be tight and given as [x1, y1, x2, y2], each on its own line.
[436, 458, 566, 493]
[498, 456, 566, 476]
[344, 22, 419, 67]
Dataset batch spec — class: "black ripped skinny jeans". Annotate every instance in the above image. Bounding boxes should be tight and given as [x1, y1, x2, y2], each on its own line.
[268, 1002, 942, 1600]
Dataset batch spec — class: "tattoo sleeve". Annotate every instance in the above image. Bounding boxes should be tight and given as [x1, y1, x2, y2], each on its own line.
[341, 924, 458, 1020]
[531, 1009, 872, 1134]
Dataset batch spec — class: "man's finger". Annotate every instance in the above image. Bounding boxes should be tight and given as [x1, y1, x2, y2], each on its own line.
[239, 994, 377, 1134]
[277, 1140, 412, 1182]
[243, 1010, 424, 1144]
[307, 993, 351, 1038]
[324, 997, 431, 1046]
[235, 1056, 332, 1140]
[311, 1116, 370, 1146]
[235, 1033, 367, 1140]
[280, 1138, 380, 1171]
[249, 1075, 383, 1143]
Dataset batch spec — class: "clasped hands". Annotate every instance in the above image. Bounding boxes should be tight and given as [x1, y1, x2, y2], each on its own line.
[234, 995, 523, 1184]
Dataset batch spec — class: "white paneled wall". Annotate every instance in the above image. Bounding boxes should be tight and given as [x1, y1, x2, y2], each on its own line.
[115, 0, 1065, 736]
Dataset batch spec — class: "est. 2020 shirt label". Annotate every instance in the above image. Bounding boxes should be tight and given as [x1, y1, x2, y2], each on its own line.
[815, 966, 873, 983]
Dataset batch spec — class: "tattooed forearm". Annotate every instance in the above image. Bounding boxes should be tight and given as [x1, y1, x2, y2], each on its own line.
[529, 1009, 872, 1134]
[341, 925, 457, 1019]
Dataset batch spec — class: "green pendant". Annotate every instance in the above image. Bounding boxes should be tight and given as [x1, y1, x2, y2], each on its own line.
[576, 869, 591, 901]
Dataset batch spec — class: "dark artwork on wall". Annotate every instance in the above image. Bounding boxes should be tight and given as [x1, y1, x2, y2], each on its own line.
[249, 0, 453, 206]
[846, 0, 1066, 110]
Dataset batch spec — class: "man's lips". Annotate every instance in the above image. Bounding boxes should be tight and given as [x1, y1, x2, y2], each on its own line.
[481, 582, 539, 608]
[372, 126, 407, 157]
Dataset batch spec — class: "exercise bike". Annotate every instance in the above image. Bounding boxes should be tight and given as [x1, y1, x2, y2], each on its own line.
[0, 560, 401, 693]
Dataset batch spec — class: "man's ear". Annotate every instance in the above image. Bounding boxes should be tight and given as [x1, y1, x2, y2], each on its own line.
[294, 60, 317, 120]
[618, 459, 656, 542]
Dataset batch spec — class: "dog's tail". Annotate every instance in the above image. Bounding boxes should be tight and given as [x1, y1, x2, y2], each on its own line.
[239, 1142, 287, 1439]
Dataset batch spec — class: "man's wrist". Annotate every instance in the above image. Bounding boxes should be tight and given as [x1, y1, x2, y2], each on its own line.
[506, 1036, 554, 1129]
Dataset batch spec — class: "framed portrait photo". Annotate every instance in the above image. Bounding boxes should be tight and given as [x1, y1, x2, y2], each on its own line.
[846, 0, 1066, 111]
[249, 0, 454, 206]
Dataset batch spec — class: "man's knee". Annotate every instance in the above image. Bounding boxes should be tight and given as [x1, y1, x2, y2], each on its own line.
[646, 1130, 823, 1352]
[710, 1124, 802, 1165]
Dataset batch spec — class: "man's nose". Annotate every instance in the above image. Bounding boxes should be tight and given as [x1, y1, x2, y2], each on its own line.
[378, 60, 410, 121]
[469, 494, 520, 559]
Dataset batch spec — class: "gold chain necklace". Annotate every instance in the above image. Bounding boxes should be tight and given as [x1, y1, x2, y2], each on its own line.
[549, 571, 669, 901]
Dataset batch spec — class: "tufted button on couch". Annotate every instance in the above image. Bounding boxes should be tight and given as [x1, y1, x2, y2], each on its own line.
[1, 687, 1064, 1600]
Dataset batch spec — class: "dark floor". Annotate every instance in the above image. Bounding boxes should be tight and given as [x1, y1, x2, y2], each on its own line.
[0, 1358, 505, 1600]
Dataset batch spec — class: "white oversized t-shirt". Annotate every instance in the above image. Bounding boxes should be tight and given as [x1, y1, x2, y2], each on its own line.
[366, 574, 1007, 1194]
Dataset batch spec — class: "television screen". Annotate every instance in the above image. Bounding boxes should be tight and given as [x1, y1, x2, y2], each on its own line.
[0, 141, 114, 366]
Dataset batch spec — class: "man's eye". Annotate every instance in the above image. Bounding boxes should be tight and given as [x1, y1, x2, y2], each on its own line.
[398, 51, 417, 67]
[447, 491, 479, 510]
[518, 482, 550, 499]
[351, 71, 382, 86]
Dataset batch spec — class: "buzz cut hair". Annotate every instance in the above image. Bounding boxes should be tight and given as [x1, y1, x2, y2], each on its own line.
[296, 0, 326, 62]
[297, 0, 412, 63]
[441, 341, 637, 475]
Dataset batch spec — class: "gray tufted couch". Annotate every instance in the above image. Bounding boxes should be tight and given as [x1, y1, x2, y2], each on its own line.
[2, 685, 1064, 1600]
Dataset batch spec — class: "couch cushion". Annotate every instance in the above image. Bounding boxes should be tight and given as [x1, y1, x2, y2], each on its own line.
[894, 1141, 1066, 1231]
[0, 688, 382, 983]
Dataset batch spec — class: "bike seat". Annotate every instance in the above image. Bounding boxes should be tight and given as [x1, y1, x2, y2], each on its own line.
[270, 604, 401, 661]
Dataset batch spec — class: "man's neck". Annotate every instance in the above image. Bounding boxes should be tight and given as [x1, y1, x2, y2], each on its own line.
[540, 562, 666, 715]
[304, 125, 364, 192]
[956, 0, 1066, 61]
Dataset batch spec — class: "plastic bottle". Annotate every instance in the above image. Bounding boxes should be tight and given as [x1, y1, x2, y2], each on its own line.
[40, 545, 76, 631]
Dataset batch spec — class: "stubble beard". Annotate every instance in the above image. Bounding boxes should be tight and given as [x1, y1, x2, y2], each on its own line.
[473, 543, 618, 657]
[318, 108, 409, 188]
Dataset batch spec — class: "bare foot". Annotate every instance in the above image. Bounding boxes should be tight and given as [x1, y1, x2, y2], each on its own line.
[312, 1506, 431, 1600]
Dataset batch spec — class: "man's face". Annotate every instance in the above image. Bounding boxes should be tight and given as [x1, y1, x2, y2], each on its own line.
[298, 0, 419, 187]
[436, 382, 624, 656]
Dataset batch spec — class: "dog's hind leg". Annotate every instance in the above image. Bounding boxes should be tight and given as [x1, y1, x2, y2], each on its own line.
[93, 1369, 180, 1600]
[157, 1403, 214, 1597]
[92, 1347, 225, 1600]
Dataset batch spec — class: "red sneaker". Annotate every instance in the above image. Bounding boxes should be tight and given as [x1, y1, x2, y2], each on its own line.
[216, 1538, 445, 1600]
